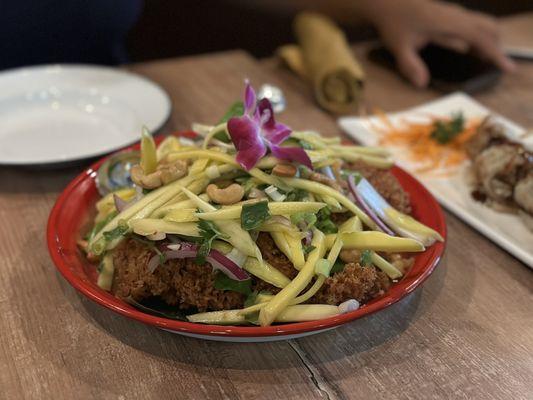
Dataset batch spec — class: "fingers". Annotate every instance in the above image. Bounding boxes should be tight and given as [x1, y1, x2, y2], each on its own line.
[469, 33, 516, 72]
[391, 42, 430, 88]
[454, 12, 516, 72]
[432, 35, 470, 54]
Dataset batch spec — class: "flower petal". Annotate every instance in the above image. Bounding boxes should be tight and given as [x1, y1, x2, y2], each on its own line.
[270, 144, 313, 169]
[227, 115, 267, 170]
[244, 80, 256, 115]
[257, 98, 292, 144]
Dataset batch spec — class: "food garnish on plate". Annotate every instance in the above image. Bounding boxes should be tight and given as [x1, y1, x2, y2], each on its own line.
[78, 81, 443, 327]
[374, 111, 481, 175]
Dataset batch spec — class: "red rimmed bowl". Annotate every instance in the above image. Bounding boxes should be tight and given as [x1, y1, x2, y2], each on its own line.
[47, 135, 446, 342]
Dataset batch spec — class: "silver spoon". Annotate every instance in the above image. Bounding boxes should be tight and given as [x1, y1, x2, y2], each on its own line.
[257, 84, 286, 113]
[95, 150, 140, 196]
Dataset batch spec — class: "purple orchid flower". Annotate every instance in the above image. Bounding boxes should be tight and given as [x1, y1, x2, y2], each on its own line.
[227, 81, 313, 171]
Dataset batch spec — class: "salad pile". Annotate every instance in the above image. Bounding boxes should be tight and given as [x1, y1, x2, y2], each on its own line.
[81, 81, 443, 327]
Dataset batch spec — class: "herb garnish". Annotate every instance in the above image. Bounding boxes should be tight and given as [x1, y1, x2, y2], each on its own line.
[218, 101, 244, 124]
[291, 208, 337, 233]
[214, 272, 252, 295]
[291, 212, 317, 227]
[241, 200, 271, 231]
[297, 139, 314, 150]
[303, 244, 316, 255]
[330, 259, 345, 274]
[285, 188, 308, 202]
[430, 112, 465, 144]
[197, 220, 225, 264]
[244, 291, 259, 307]
[360, 250, 373, 267]
[316, 207, 338, 234]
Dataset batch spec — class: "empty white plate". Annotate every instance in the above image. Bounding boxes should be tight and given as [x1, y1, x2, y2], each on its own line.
[339, 93, 533, 268]
[0, 64, 171, 165]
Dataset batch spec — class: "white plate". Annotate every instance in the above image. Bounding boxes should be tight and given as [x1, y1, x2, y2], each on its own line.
[339, 92, 533, 268]
[0, 64, 171, 165]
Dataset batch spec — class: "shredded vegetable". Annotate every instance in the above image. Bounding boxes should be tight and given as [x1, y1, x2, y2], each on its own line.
[82, 80, 443, 327]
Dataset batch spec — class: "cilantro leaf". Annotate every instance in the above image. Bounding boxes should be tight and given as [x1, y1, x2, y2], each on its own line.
[285, 188, 308, 202]
[214, 272, 252, 296]
[197, 220, 225, 264]
[330, 259, 345, 274]
[291, 212, 317, 227]
[214, 100, 244, 143]
[297, 139, 314, 150]
[244, 291, 258, 308]
[430, 112, 465, 144]
[303, 244, 316, 255]
[218, 101, 244, 124]
[316, 208, 338, 234]
[241, 200, 271, 231]
[360, 250, 373, 267]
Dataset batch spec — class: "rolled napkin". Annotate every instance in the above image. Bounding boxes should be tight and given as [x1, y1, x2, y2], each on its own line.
[279, 12, 365, 114]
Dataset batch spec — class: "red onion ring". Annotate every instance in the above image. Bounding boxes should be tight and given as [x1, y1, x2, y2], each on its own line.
[147, 242, 250, 281]
[113, 194, 129, 212]
[303, 230, 313, 246]
[347, 175, 395, 235]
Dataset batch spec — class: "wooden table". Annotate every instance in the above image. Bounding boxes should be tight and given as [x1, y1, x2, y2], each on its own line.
[1, 17, 532, 400]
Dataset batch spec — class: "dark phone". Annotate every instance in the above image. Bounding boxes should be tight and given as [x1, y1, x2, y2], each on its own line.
[368, 44, 502, 93]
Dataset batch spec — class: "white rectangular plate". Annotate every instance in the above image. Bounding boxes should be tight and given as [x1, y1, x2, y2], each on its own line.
[339, 92, 532, 268]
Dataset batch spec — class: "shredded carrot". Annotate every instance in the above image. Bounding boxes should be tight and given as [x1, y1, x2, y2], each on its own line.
[372, 111, 481, 176]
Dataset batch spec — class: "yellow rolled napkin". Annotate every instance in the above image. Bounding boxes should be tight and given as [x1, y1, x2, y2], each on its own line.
[278, 12, 365, 114]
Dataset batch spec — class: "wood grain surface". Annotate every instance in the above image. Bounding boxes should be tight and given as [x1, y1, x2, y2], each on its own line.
[1, 16, 532, 400]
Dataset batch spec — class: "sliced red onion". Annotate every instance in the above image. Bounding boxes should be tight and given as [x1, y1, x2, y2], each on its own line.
[147, 242, 250, 281]
[113, 194, 130, 212]
[147, 255, 161, 273]
[207, 249, 250, 281]
[225, 247, 248, 268]
[303, 230, 313, 246]
[134, 185, 144, 201]
[320, 166, 335, 180]
[347, 175, 395, 235]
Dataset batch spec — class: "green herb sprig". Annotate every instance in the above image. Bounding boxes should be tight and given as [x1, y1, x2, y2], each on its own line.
[241, 200, 271, 231]
[430, 112, 465, 144]
[197, 220, 226, 264]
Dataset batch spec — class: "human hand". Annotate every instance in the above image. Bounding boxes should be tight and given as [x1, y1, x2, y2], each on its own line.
[361, 0, 515, 87]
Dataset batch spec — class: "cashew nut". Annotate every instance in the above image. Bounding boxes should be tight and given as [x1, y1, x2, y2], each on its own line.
[339, 249, 361, 263]
[206, 183, 244, 205]
[131, 159, 188, 189]
[272, 163, 297, 177]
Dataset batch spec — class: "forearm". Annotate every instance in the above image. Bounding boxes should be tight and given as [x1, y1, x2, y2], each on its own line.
[231, 0, 429, 26]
